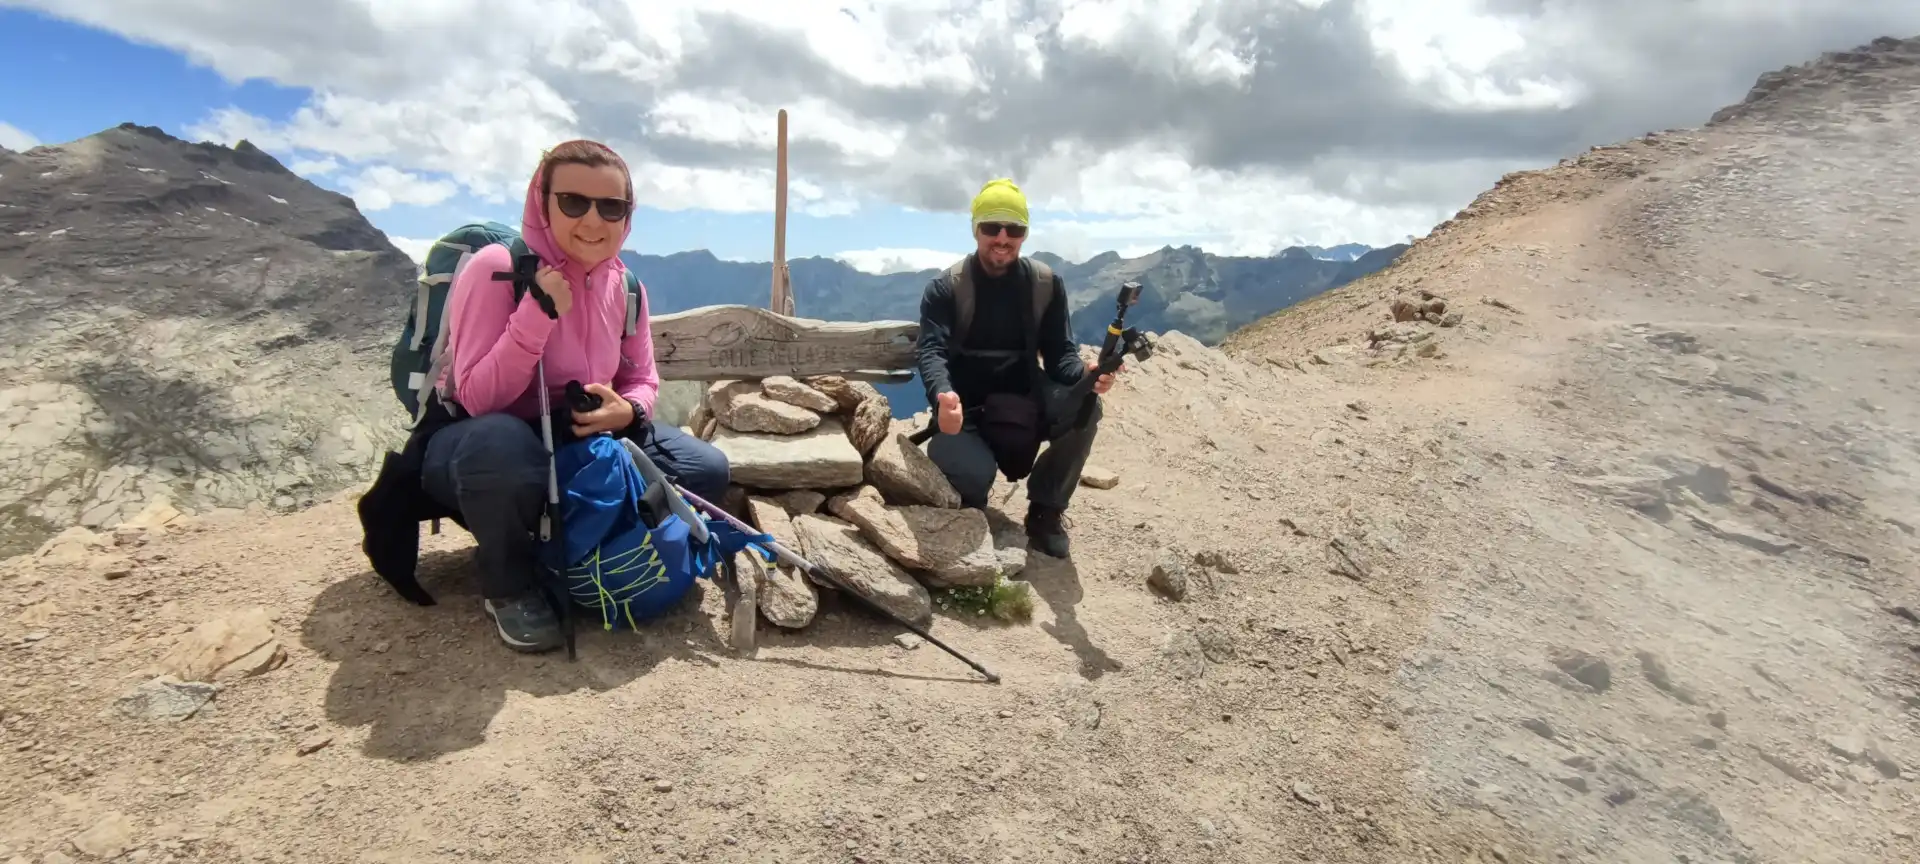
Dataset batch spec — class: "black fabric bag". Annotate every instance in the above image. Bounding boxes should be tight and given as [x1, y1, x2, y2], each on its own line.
[981, 391, 1043, 480]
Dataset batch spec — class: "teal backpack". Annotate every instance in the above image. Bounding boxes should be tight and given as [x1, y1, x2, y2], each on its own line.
[390, 221, 643, 426]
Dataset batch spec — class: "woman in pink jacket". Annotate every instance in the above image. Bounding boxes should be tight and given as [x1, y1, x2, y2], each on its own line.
[423, 139, 729, 653]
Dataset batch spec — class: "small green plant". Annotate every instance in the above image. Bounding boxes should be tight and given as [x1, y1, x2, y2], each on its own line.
[934, 571, 1035, 623]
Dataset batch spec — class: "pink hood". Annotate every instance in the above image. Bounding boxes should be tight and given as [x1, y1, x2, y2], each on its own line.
[441, 147, 661, 421]
[518, 149, 635, 287]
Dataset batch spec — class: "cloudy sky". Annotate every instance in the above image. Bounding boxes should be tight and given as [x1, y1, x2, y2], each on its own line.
[2, 1, 1917, 272]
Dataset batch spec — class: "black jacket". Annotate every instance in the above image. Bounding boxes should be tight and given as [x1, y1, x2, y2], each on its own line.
[914, 255, 1086, 409]
[356, 396, 464, 606]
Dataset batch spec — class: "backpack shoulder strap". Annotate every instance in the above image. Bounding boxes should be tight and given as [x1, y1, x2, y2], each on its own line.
[947, 257, 974, 349]
[496, 236, 558, 317]
[621, 268, 642, 338]
[503, 236, 531, 267]
[1018, 257, 1051, 368]
[1027, 258, 1055, 331]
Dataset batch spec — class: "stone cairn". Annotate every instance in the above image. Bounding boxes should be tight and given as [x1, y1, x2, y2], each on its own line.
[688, 375, 1031, 631]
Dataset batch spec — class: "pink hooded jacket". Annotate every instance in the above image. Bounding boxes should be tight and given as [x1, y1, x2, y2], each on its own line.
[440, 155, 660, 422]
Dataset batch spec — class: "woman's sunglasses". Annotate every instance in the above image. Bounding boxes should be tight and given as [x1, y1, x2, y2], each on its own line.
[552, 191, 632, 222]
[978, 222, 1027, 238]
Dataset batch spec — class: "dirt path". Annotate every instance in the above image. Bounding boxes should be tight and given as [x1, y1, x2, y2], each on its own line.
[1580, 320, 1920, 340]
[1221, 78, 1920, 862]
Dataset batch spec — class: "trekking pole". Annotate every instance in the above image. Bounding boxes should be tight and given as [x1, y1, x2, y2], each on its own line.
[671, 485, 1002, 684]
[1040, 281, 1153, 440]
[534, 359, 578, 660]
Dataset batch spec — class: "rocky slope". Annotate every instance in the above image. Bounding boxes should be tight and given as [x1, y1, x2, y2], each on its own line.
[0, 123, 416, 558]
[629, 242, 1403, 349]
[1, 34, 1917, 864]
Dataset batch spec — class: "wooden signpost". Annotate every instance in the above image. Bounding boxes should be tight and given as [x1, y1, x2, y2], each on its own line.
[771, 109, 795, 317]
[653, 110, 924, 657]
[649, 305, 916, 382]
[647, 109, 916, 384]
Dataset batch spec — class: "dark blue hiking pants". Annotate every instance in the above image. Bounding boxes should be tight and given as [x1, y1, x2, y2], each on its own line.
[419, 414, 730, 599]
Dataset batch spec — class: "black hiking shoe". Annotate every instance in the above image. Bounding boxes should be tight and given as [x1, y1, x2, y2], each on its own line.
[484, 592, 564, 653]
[1025, 505, 1071, 559]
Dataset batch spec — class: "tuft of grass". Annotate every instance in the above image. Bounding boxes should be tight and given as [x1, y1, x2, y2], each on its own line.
[934, 572, 1035, 623]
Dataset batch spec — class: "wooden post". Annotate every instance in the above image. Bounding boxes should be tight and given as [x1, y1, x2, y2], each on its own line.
[771, 109, 794, 316]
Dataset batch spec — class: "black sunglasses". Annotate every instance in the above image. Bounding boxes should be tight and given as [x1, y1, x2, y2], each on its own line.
[552, 191, 632, 222]
[978, 222, 1027, 238]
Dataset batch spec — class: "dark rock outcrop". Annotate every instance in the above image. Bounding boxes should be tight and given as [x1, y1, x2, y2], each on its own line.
[0, 124, 416, 556]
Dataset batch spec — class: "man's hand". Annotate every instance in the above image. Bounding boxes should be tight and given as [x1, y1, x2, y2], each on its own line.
[1092, 364, 1122, 395]
[535, 265, 573, 317]
[936, 391, 963, 435]
[571, 383, 634, 437]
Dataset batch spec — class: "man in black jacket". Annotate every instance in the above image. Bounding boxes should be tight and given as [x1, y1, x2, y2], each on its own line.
[914, 178, 1116, 559]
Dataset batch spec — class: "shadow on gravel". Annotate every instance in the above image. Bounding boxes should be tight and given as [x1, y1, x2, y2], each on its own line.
[1020, 554, 1123, 681]
[299, 547, 719, 763]
[914, 506, 1123, 681]
[929, 515, 1120, 681]
[738, 585, 1004, 684]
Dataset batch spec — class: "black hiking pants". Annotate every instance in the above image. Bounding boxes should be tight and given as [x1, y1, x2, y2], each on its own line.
[420, 413, 730, 599]
[927, 396, 1102, 511]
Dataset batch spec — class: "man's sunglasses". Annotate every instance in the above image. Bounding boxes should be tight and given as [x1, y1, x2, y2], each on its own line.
[552, 191, 632, 222]
[978, 222, 1027, 238]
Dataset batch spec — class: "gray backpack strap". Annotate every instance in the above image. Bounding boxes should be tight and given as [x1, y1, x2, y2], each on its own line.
[947, 258, 973, 348]
[1027, 258, 1055, 329]
[408, 245, 483, 429]
[622, 269, 642, 338]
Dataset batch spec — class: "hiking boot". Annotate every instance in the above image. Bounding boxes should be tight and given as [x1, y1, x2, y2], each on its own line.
[483, 592, 564, 653]
[1025, 505, 1071, 559]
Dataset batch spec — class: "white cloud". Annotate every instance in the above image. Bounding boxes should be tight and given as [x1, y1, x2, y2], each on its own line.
[834, 247, 965, 275]
[21, 0, 1920, 256]
[339, 165, 459, 212]
[287, 156, 340, 176]
[1016, 142, 1465, 259]
[0, 122, 42, 152]
[384, 234, 436, 265]
[1359, 0, 1584, 111]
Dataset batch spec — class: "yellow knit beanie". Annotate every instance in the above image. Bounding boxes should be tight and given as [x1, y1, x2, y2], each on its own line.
[970, 178, 1029, 226]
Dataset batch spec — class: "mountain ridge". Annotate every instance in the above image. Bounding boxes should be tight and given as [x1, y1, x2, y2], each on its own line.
[632, 238, 1384, 277]
[620, 242, 1405, 344]
[620, 239, 1407, 415]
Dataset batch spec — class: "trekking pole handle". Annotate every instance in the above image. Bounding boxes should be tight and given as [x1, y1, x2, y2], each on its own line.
[907, 405, 981, 446]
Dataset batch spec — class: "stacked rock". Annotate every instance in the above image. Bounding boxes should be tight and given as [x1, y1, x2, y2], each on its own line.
[692, 376, 1031, 632]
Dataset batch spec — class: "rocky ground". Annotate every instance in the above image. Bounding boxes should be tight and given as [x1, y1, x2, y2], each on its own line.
[2, 36, 1918, 864]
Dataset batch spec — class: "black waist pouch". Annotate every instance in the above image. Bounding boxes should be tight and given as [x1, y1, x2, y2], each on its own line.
[981, 392, 1043, 481]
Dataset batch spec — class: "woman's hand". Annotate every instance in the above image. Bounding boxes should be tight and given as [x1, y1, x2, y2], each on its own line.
[535, 265, 573, 317]
[570, 383, 635, 437]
